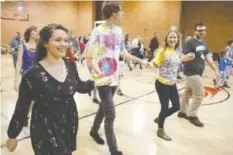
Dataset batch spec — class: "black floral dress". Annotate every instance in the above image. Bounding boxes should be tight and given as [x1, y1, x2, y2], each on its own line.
[7, 59, 94, 155]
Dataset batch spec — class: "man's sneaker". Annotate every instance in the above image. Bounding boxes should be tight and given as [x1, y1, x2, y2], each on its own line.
[92, 98, 100, 104]
[154, 117, 159, 124]
[117, 89, 124, 96]
[189, 117, 204, 127]
[111, 151, 123, 155]
[177, 112, 189, 119]
[213, 79, 216, 86]
[90, 131, 105, 145]
[177, 76, 182, 79]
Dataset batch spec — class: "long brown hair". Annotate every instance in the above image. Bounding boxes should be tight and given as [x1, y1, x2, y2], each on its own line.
[163, 30, 180, 50]
[35, 24, 68, 63]
[156, 30, 180, 56]
[24, 26, 37, 43]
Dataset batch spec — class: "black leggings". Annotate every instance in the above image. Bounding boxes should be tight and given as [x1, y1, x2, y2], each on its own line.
[155, 80, 180, 128]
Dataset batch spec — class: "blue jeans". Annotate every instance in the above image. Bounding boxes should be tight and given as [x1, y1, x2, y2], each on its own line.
[12, 53, 17, 68]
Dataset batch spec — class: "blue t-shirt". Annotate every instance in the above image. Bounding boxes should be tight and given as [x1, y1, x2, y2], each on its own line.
[219, 57, 228, 71]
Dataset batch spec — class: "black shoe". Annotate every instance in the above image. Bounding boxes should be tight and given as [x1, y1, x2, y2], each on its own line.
[90, 131, 105, 145]
[177, 76, 182, 79]
[177, 112, 189, 120]
[92, 98, 100, 104]
[111, 151, 123, 155]
[213, 79, 216, 86]
[189, 117, 204, 127]
[154, 117, 159, 124]
[24, 117, 29, 127]
[117, 89, 124, 96]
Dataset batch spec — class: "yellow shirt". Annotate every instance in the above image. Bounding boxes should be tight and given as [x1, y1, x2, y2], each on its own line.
[152, 47, 181, 85]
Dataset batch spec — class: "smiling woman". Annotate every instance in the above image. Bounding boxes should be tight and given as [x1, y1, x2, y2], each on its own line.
[152, 30, 181, 141]
[6, 24, 95, 155]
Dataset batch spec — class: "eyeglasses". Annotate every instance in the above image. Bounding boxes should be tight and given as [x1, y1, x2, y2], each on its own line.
[196, 29, 206, 32]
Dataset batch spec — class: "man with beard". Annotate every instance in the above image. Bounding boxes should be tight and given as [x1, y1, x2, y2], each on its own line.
[178, 23, 219, 127]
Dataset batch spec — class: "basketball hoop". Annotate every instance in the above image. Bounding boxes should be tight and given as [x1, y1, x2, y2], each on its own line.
[12, 12, 20, 20]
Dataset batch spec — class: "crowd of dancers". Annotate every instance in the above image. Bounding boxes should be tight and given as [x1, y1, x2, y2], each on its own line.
[4, 1, 233, 155]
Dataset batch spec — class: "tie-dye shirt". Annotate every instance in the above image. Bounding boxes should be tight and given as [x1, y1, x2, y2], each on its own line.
[152, 47, 181, 85]
[87, 23, 125, 86]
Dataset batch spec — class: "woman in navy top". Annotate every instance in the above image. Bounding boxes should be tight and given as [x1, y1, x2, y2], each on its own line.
[14, 26, 39, 127]
[14, 26, 39, 92]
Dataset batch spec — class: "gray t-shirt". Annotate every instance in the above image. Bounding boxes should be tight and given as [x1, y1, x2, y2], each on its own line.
[182, 38, 209, 76]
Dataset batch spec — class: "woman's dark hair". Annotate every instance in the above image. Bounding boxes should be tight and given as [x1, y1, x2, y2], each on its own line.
[35, 24, 68, 63]
[102, 1, 124, 19]
[163, 30, 180, 49]
[24, 26, 37, 43]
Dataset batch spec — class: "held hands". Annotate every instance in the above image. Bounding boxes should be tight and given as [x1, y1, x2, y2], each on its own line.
[14, 80, 19, 92]
[93, 71, 112, 86]
[6, 138, 17, 152]
[186, 53, 195, 61]
[140, 60, 154, 68]
[95, 76, 112, 86]
[96, 71, 104, 78]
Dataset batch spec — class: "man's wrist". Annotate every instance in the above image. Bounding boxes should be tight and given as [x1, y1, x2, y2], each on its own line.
[134, 57, 142, 63]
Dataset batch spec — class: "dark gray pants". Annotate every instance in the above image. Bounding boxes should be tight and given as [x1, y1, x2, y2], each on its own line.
[91, 86, 117, 153]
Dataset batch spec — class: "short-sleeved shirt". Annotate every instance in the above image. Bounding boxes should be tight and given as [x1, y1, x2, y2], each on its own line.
[182, 38, 209, 76]
[152, 47, 180, 85]
[9, 38, 21, 55]
[219, 57, 228, 71]
[227, 47, 233, 59]
[86, 23, 125, 86]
